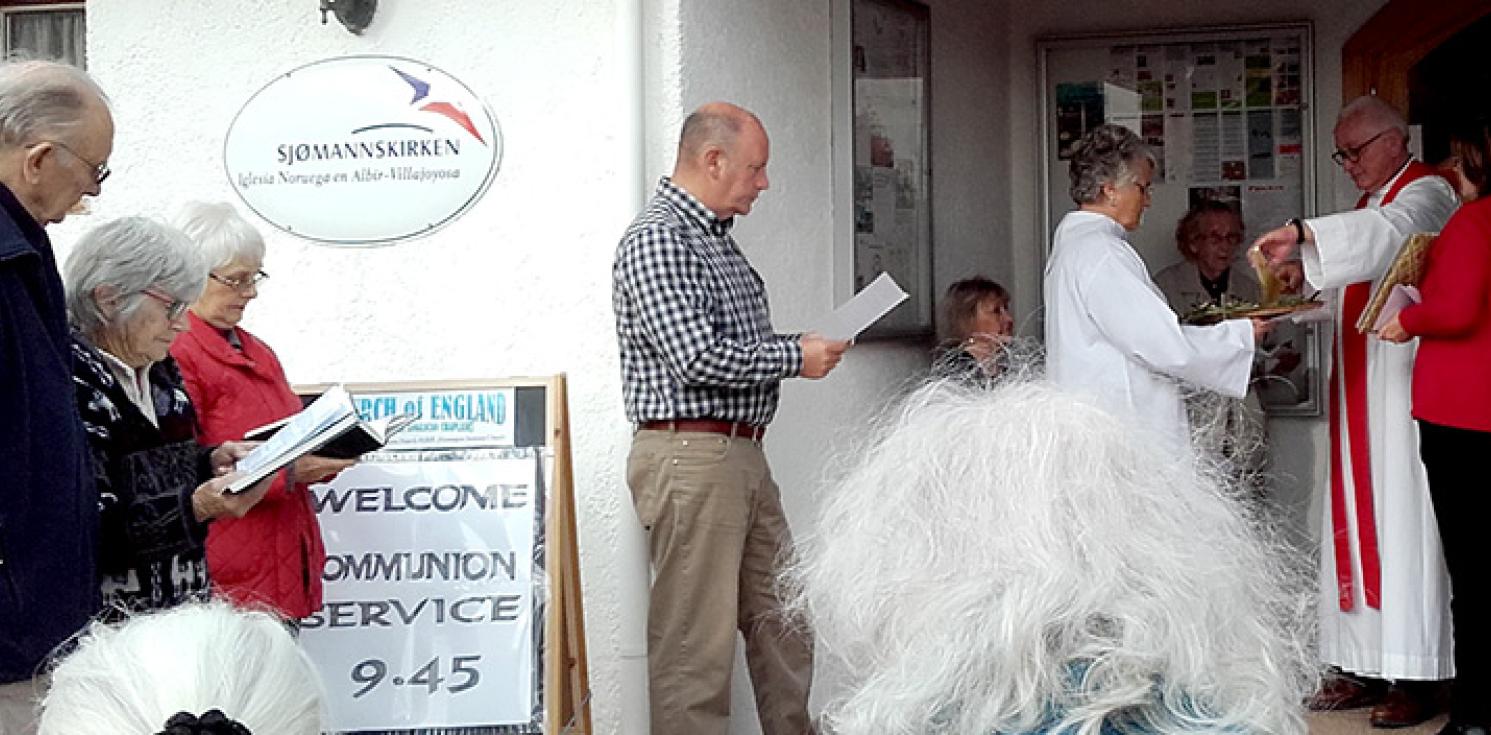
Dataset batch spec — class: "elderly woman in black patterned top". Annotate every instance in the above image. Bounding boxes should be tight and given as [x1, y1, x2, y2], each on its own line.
[62, 216, 270, 613]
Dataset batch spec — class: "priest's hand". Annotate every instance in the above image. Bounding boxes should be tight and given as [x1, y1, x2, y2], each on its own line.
[1377, 315, 1411, 343]
[1274, 260, 1305, 294]
[1252, 223, 1308, 264]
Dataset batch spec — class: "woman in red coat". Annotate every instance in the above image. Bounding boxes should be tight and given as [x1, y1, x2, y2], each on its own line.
[169, 202, 353, 621]
[1379, 117, 1491, 735]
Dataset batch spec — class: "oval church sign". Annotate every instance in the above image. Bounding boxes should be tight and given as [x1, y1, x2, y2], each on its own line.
[224, 55, 502, 246]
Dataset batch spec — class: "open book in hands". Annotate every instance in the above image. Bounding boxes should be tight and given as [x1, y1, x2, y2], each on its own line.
[228, 385, 417, 494]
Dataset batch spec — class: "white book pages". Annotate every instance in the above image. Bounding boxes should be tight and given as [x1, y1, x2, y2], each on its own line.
[1372, 284, 1422, 332]
[229, 384, 356, 492]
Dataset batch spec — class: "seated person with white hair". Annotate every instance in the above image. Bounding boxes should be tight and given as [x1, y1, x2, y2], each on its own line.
[38, 600, 323, 735]
[63, 217, 271, 613]
[785, 377, 1316, 734]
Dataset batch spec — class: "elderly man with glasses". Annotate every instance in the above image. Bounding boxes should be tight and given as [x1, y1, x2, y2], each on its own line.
[0, 59, 115, 733]
[1253, 95, 1459, 728]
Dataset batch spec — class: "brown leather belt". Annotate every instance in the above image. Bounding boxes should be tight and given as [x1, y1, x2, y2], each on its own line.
[640, 419, 765, 441]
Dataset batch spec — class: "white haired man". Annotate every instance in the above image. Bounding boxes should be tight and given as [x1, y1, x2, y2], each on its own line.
[612, 101, 849, 734]
[1255, 95, 1459, 728]
[785, 378, 1317, 734]
[0, 59, 113, 733]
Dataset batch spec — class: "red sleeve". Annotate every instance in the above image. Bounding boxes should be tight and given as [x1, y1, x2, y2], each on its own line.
[1400, 204, 1491, 339]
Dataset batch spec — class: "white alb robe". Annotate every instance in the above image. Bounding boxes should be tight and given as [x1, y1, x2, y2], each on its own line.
[1302, 163, 1459, 680]
[1045, 210, 1254, 451]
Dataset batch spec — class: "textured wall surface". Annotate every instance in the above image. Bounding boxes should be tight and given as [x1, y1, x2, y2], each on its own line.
[78, 0, 636, 730]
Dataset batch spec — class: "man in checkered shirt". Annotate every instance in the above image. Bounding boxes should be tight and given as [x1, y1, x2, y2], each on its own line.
[613, 101, 849, 735]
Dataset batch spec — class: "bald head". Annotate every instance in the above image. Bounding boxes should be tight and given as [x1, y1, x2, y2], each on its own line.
[676, 102, 763, 171]
[671, 102, 770, 219]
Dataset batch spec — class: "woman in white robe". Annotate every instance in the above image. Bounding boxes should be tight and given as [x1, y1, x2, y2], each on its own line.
[1045, 124, 1259, 451]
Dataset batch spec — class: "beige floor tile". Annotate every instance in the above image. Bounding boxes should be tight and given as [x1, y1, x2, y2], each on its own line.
[1308, 709, 1446, 734]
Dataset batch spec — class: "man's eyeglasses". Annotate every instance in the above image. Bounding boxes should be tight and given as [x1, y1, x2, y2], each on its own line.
[141, 288, 189, 320]
[33, 140, 110, 186]
[1331, 130, 1388, 166]
[210, 270, 269, 292]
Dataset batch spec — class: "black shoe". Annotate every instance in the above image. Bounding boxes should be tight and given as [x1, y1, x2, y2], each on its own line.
[1371, 682, 1445, 728]
[1310, 671, 1387, 711]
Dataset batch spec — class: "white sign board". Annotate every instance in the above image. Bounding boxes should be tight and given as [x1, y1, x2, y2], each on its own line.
[224, 55, 502, 246]
[301, 450, 545, 731]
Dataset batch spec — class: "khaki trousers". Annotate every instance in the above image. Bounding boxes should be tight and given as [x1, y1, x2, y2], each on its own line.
[0, 676, 44, 735]
[627, 429, 814, 735]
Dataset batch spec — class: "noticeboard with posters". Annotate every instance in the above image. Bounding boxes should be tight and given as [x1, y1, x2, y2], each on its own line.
[850, 0, 933, 337]
[1038, 22, 1324, 416]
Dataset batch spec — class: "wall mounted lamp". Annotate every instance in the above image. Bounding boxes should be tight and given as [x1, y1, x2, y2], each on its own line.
[320, 0, 377, 35]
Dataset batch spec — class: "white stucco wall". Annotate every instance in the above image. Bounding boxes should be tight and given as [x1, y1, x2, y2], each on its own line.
[74, 0, 642, 731]
[71, 2, 944, 733]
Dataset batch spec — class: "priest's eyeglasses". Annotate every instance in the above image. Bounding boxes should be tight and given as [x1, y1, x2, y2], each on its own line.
[210, 270, 269, 292]
[1331, 130, 1388, 165]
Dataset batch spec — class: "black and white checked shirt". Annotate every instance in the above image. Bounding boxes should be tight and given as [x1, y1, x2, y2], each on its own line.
[613, 178, 803, 426]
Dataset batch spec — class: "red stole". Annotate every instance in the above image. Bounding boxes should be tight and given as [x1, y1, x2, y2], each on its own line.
[1328, 160, 1438, 611]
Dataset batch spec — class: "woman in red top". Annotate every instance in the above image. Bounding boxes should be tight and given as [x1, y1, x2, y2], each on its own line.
[169, 202, 353, 621]
[1380, 117, 1491, 735]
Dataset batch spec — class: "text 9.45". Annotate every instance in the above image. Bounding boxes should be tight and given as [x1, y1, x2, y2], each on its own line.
[351, 655, 482, 698]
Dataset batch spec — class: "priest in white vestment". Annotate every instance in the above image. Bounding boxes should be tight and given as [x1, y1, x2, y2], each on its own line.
[1046, 124, 1259, 452]
[1255, 95, 1458, 728]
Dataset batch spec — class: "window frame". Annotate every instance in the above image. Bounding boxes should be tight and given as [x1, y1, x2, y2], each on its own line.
[0, 1, 86, 65]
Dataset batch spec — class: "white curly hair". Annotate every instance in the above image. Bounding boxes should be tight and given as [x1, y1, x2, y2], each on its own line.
[784, 378, 1317, 734]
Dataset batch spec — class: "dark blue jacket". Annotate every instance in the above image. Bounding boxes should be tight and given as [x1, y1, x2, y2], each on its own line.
[0, 183, 98, 683]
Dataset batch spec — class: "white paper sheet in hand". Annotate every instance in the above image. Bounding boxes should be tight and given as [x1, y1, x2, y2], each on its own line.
[1372, 284, 1422, 332]
[814, 272, 909, 341]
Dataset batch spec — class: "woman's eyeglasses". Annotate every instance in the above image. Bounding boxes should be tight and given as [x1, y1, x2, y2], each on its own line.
[209, 270, 269, 292]
[141, 289, 189, 320]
